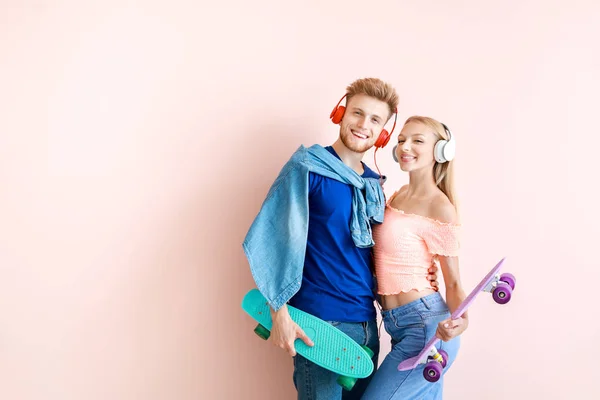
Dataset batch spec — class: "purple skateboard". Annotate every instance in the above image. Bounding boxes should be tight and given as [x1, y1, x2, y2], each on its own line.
[397, 257, 516, 382]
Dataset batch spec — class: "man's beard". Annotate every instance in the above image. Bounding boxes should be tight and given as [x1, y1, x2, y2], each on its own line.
[340, 129, 374, 154]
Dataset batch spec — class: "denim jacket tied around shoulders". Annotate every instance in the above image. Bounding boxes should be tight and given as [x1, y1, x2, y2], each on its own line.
[242, 144, 386, 311]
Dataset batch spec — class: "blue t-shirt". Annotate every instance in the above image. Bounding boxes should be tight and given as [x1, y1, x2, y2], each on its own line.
[288, 146, 378, 322]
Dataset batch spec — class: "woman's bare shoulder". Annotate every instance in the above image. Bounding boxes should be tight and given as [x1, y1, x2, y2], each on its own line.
[428, 192, 458, 224]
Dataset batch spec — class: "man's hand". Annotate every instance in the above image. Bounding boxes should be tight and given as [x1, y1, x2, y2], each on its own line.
[270, 305, 314, 356]
[436, 317, 468, 341]
[427, 259, 440, 292]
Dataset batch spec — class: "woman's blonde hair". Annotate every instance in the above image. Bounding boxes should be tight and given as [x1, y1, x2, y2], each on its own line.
[404, 116, 458, 210]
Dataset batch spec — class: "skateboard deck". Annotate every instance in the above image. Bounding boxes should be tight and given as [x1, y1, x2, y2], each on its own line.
[397, 257, 515, 381]
[242, 289, 374, 381]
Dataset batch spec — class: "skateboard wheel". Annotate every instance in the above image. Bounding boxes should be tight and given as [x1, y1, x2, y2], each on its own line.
[361, 345, 374, 358]
[500, 273, 516, 290]
[438, 350, 448, 368]
[492, 282, 512, 305]
[423, 361, 443, 382]
[336, 375, 357, 391]
[253, 324, 270, 340]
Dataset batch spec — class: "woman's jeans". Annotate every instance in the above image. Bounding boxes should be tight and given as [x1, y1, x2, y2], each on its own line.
[361, 292, 460, 400]
[292, 320, 379, 400]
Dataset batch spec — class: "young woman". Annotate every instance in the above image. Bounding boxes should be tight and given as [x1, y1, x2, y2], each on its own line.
[362, 116, 467, 399]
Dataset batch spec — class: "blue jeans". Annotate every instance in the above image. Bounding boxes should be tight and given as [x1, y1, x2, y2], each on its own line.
[293, 320, 379, 400]
[361, 293, 460, 400]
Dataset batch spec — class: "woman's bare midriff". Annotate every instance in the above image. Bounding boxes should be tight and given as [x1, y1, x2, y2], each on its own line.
[380, 288, 437, 310]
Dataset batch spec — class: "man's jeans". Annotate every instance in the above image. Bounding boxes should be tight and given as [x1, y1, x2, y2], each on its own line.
[292, 320, 379, 400]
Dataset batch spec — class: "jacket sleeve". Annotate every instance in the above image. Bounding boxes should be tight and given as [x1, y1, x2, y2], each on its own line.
[242, 152, 310, 311]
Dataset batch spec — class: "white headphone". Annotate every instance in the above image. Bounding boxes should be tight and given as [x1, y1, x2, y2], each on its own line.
[392, 122, 456, 164]
[434, 123, 456, 163]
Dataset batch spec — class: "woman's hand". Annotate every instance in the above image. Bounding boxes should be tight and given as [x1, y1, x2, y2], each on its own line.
[436, 316, 468, 342]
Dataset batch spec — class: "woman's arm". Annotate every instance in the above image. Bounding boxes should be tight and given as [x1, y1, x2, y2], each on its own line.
[437, 255, 469, 341]
[439, 255, 466, 315]
[429, 196, 468, 341]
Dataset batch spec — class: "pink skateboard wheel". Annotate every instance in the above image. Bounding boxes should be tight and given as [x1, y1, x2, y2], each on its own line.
[423, 361, 443, 382]
[492, 282, 512, 305]
[500, 273, 516, 290]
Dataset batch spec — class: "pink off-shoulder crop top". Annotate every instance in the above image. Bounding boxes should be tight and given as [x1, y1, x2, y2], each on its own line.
[372, 192, 460, 295]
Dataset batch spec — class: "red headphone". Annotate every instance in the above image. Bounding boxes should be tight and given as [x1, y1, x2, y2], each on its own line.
[329, 94, 398, 148]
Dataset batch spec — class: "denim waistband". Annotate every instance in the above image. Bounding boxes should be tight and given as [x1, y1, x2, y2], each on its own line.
[381, 292, 446, 318]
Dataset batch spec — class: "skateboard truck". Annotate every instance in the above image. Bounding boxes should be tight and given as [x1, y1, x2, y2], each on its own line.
[482, 272, 516, 305]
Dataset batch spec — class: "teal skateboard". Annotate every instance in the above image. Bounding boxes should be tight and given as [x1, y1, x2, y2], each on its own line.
[241, 288, 374, 390]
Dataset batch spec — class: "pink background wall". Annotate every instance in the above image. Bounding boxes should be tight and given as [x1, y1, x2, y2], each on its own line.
[1, 1, 598, 399]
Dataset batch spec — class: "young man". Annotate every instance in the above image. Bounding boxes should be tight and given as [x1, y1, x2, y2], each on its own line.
[243, 78, 439, 399]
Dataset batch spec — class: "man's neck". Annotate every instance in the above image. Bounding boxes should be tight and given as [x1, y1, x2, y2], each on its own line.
[331, 140, 365, 175]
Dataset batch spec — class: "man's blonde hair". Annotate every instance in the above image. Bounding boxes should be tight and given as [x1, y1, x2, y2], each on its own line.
[346, 78, 399, 120]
